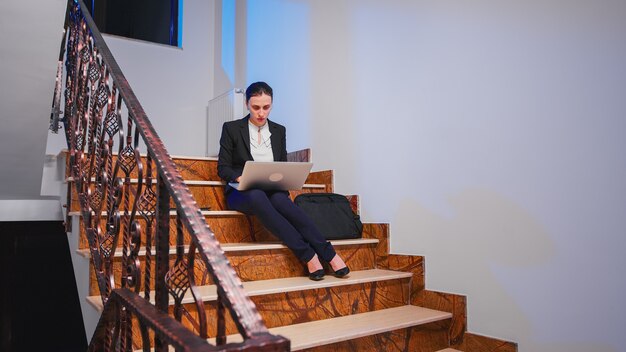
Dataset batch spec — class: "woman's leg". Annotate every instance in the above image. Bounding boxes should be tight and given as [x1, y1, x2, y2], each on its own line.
[267, 191, 337, 263]
[226, 189, 316, 262]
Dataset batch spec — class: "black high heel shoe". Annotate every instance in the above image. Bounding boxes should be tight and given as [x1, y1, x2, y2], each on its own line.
[333, 266, 350, 278]
[309, 269, 325, 281]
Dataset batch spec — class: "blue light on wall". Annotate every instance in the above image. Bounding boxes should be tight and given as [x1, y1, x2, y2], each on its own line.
[245, 0, 311, 150]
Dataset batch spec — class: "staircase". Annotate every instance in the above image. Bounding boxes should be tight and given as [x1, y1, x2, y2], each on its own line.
[51, 1, 517, 350]
[65, 153, 456, 351]
[59, 153, 514, 351]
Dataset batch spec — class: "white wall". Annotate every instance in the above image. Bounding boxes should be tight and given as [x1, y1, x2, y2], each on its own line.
[0, 200, 62, 222]
[235, 0, 626, 351]
[0, 0, 66, 206]
[0, 0, 73, 221]
[101, 0, 215, 157]
[1, 0, 215, 218]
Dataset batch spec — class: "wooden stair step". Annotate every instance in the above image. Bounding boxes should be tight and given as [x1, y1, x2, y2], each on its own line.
[72, 210, 246, 248]
[72, 199, 362, 248]
[76, 238, 379, 258]
[66, 177, 327, 189]
[66, 180, 329, 212]
[210, 305, 452, 351]
[64, 151, 327, 183]
[69, 209, 243, 216]
[64, 153, 221, 182]
[437, 349, 463, 352]
[87, 268, 412, 311]
[82, 237, 380, 295]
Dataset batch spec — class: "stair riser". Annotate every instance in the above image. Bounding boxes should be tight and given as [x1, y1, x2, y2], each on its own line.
[65, 154, 332, 184]
[361, 223, 390, 268]
[88, 244, 378, 295]
[66, 155, 220, 182]
[76, 197, 361, 250]
[252, 279, 410, 328]
[381, 254, 466, 346]
[77, 214, 278, 249]
[414, 290, 467, 346]
[187, 280, 409, 336]
[68, 182, 329, 212]
[124, 278, 412, 349]
[452, 332, 518, 352]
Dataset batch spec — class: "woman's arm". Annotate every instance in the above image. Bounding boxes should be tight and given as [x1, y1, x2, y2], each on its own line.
[279, 124, 288, 162]
[217, 123, 242, 182]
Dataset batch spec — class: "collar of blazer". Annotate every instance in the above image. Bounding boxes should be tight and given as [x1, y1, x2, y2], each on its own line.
[239, 115, 282, 161]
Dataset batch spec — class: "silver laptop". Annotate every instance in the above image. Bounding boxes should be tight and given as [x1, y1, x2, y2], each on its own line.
[228, 161, 313, 191]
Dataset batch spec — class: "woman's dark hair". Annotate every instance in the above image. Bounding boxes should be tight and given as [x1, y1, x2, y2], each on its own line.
[245, 82, 273, 103]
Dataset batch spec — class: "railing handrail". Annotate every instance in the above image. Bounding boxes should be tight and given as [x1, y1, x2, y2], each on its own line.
[74, 1, 267, 337]
[53, 1, 289, 350]
[90, 288, 217, 352]
[92, 288, 287, 351]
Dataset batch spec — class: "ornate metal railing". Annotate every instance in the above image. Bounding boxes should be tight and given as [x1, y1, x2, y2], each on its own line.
[50, 1, 289, 350]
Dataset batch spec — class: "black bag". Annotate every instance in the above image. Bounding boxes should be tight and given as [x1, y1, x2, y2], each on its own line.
[294, 193, 363, 240]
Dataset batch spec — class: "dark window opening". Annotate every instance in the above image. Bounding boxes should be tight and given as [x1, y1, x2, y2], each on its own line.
[85, 0, 182, 47]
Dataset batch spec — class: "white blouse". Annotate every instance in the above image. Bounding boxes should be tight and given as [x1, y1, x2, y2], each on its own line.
[248, 120, 273, 162]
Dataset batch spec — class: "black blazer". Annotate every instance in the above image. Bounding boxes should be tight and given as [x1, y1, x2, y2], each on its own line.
[217, 115, 288, 184]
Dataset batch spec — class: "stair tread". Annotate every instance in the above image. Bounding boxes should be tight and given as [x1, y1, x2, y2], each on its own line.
[436, 349, 463, 352]
[65, 176, 326, 189]
[210, 305, 452, 351]
[68, 209, 242, 217]
[59, 149, 219, 161]
[87, 268, 411, 311]
[76, 238, 379, 258]
[168, 154, 217, 161]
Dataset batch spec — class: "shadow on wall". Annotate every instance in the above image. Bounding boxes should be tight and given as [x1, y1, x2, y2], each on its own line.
[394, 189, 616, 352]
[308, 1, 359, 185]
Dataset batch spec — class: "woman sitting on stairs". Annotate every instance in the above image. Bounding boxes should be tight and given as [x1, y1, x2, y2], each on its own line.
[217, 81, 349, 281]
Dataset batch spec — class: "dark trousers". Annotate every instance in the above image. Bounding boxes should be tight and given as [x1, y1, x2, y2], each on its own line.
[226, 189, 336, 263]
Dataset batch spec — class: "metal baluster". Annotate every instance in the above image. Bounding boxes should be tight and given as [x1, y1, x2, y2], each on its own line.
[140, 153, 156, 303]
[173, 211, 185, 322]
[120, 117, 136, 289]
[216, 289, 226, 346]
[155, 173, 170, 352]
[187, 242, 208, 338]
